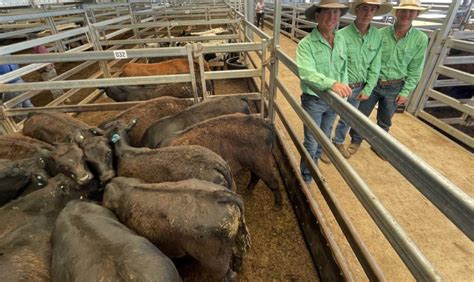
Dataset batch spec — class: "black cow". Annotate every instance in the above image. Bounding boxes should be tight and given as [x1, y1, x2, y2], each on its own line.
[103, 177, 250, 281]
[51, 201, 181, 282]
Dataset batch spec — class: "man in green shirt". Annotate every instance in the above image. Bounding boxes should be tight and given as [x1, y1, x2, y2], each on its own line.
[348, 0, 429, 157]
[297, 0, 351, 184]
[332, 0, 392, 158]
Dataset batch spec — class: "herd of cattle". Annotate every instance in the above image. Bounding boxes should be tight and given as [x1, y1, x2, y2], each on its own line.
[0, 94, 285, 281]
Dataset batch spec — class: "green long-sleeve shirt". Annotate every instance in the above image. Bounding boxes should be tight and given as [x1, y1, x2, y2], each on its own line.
[297, 27, 348, 97]
[379, 25, 428, 97]
[338, 23, 382, 96]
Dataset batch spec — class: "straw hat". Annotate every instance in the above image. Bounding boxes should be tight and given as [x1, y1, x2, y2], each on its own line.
[304, 0, 349, 21]
[348, 0, 393, 16]
[392, 0, 429, 15]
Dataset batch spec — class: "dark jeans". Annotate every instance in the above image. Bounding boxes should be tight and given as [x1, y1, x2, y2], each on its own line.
[300, 93, 337, 182]
[332, 85, 363, 145]
[256, 12, 264, 28]
[2, 91, 33, 108]
[350, 81, 404, 145]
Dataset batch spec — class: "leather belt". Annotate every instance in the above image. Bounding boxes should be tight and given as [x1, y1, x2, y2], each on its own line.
[349, 82, 364, 89]
[378, 78, 404, 86]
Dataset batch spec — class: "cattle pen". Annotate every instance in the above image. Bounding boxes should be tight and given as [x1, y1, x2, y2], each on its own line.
[0, 0, 473, 281]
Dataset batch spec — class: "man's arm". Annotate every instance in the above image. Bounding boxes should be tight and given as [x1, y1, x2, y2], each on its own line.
[399, 35, 428, 98]
[362, 40, 382, 97]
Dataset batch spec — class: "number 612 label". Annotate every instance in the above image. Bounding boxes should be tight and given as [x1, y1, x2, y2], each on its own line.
[113, 50, 128, 59]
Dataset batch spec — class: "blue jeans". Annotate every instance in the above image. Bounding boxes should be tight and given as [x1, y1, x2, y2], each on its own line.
[300, 93, 337, 182]
[2, 91, 33, 108]
[350, 81, 404, 145]
[332, 85, 363, 145]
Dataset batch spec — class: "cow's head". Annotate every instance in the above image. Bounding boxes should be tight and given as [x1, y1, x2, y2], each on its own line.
[78, 136, 115, 183]
[43, 143, 93, 186]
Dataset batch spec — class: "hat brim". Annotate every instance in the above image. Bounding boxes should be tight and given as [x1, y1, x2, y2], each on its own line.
[304, 4, 349, 21]
[348, 2, 393, 16]
[392, 5, 429, 16]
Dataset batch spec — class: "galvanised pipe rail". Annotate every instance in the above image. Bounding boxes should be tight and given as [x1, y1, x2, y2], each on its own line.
[0, 15, 132, 56]
[0, 47, 188, 64]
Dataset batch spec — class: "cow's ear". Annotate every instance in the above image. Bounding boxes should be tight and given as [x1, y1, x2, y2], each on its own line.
[89, 127, 105, 136]
[67, 132, 85, 144]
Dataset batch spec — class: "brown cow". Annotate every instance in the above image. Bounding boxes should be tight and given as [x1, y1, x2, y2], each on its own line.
[0, 135, 92, 186]
[161, 114, 283, 209]
[122, 58, 210, 77]
[98, 96, 194, 146]
[23, 112, 114, 183]
[103, 120, 235, 191]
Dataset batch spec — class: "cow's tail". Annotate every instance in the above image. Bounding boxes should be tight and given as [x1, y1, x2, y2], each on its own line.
[215, 160, 236, 192]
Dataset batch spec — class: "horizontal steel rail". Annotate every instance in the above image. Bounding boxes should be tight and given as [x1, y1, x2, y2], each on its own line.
[100, 34, 239, 45]
[446, 38, 474, 52]
[197, 42, 262, 53]
[276, 48, 474, 241]
[427, 89, 474, 115]
[205, 69, 261, 80]
[444, 55, 474, 65]
[0, 47, 188, 64]
[0, 9, 85, 23]
[417, 111, 474, 148]
[95, 18, 240, 30]
[437, 65, 474, 84]
[0, 75, 191, 92]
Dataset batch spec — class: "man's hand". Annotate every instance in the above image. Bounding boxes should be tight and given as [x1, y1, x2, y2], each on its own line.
[395, 95, 408, 105]
[357, 91, 369, 101]
[331, 82, 352, 98]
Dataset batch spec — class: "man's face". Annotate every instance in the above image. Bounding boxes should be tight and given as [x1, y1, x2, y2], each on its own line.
[396, 9, 419, 26]
[316, 8, 341, 31]
[355, 4, 379, 24]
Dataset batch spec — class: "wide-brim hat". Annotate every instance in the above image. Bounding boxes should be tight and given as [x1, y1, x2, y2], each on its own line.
[392, 0, 429, 16]
[304, 0, 349, 21]
[349, 0, 393, 16]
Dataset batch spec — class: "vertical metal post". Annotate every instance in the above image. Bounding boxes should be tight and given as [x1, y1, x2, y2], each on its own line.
[45, 16, 66, 52]
[268, 0, 282, 121]
[260, 39, 268, 118]
[128, 4, 141, 41]
[246, 0, 255, 41]
[186, 44, 200, 103]
[406, 1, 462, 113]
[291, 0, 297, 41]
[84, 11, 111, 78]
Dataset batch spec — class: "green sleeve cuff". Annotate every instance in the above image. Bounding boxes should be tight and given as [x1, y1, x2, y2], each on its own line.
[322, 78, 336, 91]
[362, 86, 373, 97]
[399, 90, 410, 97]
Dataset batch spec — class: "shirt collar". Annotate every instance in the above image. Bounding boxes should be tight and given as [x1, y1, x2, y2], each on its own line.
[389, 24, 414, 39]
[310, 26, 336, 44]
[350, 22, 374, 38]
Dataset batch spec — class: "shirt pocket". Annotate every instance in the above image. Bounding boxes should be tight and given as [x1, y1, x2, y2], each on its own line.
[402, 46, 416, 65]
[347, 45, 358, 64]
[311, 49, 329, 73]
[333, 50, 346, 72]
[363, 45, 378, 62]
